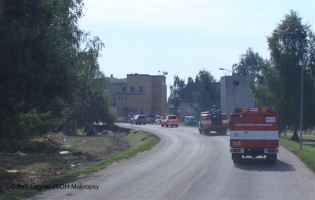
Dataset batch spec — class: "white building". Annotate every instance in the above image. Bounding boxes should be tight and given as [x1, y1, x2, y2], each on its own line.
[220, 76, 255, 120]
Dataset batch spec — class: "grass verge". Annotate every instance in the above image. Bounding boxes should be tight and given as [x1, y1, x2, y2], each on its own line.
[280, 138, 315, 172]
[0, 130, 159, 200]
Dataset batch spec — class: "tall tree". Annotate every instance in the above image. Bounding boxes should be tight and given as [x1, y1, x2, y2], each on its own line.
[63, 37, 115, 134]
[252, 10, 315, 140]
[233, 48, 265, 83]
[168, 75, 186, 116]
[194, 70, 220, 112]
[187, 77, 194, 85]
[0, 0, 114, 149]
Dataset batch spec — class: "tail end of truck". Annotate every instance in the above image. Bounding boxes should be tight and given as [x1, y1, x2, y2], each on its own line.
[230, 107, 279, 163]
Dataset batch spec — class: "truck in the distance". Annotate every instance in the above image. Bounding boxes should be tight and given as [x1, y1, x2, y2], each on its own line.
[230, 107, 279, 163]
[198, 107, 229, 135]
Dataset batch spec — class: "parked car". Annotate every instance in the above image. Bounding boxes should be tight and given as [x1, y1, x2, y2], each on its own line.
[154, 115, 163, 124]
[131, 115, 146, 125]
[161, 115, 179, 127]
[184, 116, 198, 126]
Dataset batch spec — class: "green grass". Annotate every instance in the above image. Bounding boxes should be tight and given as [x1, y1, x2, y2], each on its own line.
[0, 130, 160, 200]
[280, 138, 315, 172]
[20, 154, 78, 172]
[65, 135, 112, 155]
[12, 136, 112, 173]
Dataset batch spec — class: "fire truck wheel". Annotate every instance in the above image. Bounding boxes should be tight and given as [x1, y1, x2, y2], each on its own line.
[161, 124, 164, 127]
[232, 154, 242, 163]
[166, 124, 168, 127]
[266, 154, 277, 163]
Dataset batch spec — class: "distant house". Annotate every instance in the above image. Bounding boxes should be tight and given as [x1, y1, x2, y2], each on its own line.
[180, 82, 198, 116]
[106, 74, 167, 118]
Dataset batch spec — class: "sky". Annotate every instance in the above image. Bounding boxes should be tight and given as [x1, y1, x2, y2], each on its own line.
[78, 0, 315, 96]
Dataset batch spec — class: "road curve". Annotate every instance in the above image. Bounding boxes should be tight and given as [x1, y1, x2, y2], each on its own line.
[29, 124, 314, 200]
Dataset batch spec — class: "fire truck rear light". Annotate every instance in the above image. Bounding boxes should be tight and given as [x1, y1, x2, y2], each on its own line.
[230, 148, 244, 153]
[264, 148, 279, 153]
[262, 107, 274, 113]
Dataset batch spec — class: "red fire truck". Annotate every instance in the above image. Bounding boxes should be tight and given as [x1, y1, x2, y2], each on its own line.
[198, 108, 229, 135]
[230, 107, 279, 163]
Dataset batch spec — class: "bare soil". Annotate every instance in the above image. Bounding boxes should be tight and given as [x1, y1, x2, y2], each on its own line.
[0, 125, 131, 194]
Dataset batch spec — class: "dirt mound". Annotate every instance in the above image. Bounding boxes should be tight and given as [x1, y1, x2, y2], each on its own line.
[0, 125, 132, 195]
[88, 124, 130, 135]
[20, 132, 67, 153]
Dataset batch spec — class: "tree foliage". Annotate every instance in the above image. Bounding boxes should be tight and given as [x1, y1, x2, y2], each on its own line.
[233, 48, 265, 83]
[251, 10, 315, 139]
[193, 70, 220, 112]
[0, 0, 114, 150]
[168, 75, 186, 116]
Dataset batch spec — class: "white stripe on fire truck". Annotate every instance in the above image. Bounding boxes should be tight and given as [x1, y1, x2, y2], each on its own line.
[230, 131, 278, 140]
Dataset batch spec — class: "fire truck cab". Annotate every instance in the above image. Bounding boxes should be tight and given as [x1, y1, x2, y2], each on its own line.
[230, 107, 279, 163]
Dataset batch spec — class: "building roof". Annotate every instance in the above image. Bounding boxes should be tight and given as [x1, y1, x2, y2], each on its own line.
[107, 75, 127, 84]
[107, 74, 165, 84]
[181, 83, 197, 102]
[127, 73, 166, 78]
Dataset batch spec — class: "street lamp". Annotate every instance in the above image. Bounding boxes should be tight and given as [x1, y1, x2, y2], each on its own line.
[219, 68, 232, 74]
[273, 29, 304, 150]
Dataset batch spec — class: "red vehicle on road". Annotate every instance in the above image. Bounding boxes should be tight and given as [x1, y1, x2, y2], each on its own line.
[130, 115, 146, 125]
[198, 109, 228, 135]
[161, 115, 179, 127]
[230, 107, 279, 163]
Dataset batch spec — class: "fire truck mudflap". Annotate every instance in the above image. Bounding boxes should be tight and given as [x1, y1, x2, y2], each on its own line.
[230, 107, 279, 163]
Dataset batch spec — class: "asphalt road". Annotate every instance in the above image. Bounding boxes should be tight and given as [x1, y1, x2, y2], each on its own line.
[30, 124, 315, 200]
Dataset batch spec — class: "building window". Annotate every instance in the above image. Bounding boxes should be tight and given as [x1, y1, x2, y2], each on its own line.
[139, 86, 143, 92]
[118, 96, 120, 100]
[234, 81, 239, 86]
[131, 86, 135, 92]
[122, 87, 126, 92]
